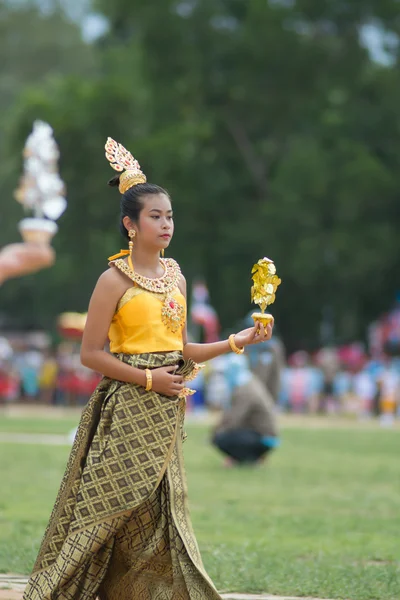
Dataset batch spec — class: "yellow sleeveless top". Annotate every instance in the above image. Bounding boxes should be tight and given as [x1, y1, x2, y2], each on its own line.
[108, 257, 186, 354]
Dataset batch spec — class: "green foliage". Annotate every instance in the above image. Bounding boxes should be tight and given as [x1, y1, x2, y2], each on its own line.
[1, 0, 400, 348]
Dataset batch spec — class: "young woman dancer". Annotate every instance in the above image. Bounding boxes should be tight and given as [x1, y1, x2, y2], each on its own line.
[24, 138, 273, 600]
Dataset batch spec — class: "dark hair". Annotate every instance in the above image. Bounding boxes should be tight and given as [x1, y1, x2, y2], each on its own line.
[108, 175, 170, 240]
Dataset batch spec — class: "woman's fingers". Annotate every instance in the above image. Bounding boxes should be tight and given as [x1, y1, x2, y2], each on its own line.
[172, 381, 184, 390]
[251, 320, 274, 344]
[248, 327, 257, 342]
[257, 323, 266, 339]
[170, 386, 184, 396]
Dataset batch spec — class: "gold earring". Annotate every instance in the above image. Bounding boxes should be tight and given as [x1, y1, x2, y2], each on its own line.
[161, 249, 165, 258]
[128, 229, 136, 253]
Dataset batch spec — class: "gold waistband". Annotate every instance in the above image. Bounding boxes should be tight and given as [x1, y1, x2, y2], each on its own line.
[114, 351, 183, 370]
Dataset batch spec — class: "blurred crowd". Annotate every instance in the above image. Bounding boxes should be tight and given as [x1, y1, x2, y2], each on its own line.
[0, 336, 101, 406]
[190, 339, 400, 424]
[0, 336, 399, 427]
[1, 300, 400, 432]
[279, 345, 400, 424]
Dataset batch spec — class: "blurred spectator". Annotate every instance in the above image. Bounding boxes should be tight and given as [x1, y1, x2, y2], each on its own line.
[378, 363, 400, 426]
[283, 351, 323, 413]
[0, 360, 20, 403]
[204, 356, 231, 410]
[190, 280, 220, 343]
[315, 347, 340, 413]
[211, 354, 280, 466]
[250, 338, 285, 403]
[15, 346, 43, 401]
[243, 312, 285, 403]
[39, 348, 58, 404]
[187, 367, 206, 413]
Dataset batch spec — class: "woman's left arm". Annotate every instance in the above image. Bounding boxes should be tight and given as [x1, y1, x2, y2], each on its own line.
[178, 275, 274, 363]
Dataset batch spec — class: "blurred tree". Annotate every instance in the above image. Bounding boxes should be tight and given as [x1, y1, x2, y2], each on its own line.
[0, 2, 98, 245]
[0, 2, 99, 327]
[93, 0, 400, 347]
[0, 2, 97, 111]
[1, 0, 400, 350]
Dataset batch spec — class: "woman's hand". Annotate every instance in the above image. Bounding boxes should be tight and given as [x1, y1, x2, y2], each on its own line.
[233, 319, 274, 349]
[151, 365, 184, 397]
[0, 242, 55, 284]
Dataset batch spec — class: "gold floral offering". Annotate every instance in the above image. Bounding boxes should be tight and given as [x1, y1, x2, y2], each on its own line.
[251, 257, 281, 331]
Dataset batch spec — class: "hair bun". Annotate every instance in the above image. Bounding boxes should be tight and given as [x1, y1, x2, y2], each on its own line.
[108, 175, 121, 188]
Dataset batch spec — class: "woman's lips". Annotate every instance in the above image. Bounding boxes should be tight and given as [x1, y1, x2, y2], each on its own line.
[160, 234, 171, 239]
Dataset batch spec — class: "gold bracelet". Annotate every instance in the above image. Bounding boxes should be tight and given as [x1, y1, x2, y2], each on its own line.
[145, 368, 152, 392]
[228, 334, 244, 355]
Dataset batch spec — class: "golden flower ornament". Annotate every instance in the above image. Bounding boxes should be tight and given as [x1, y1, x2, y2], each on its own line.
[251, 257, 281, 329]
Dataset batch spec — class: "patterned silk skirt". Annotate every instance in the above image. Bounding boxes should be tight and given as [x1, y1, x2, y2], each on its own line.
[23, 352, 221, 600]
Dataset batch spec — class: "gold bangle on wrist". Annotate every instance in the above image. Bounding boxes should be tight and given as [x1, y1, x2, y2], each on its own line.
[229, 334, 244, 355]
[145, 368, 152, 391]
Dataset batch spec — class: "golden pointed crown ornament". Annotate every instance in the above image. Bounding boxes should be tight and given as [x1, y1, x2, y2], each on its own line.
[251, 257, 281, 330]
[105, 137, 147, 194]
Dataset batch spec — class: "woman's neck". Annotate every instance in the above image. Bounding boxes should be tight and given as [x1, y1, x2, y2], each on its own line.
[130, 247, 164, 277]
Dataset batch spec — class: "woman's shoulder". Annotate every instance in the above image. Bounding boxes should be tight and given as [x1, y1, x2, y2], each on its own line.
[95, 265, 130, 296]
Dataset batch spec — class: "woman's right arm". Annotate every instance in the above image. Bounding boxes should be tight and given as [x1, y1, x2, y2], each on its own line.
[80, 269, 147, 386]
[80, 269, 184, 397]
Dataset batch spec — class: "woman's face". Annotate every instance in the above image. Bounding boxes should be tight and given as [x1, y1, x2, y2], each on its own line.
[137, 193, 174, 251]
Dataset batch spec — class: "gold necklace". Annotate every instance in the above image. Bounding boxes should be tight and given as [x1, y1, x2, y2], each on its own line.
[113, 258, 185, 333]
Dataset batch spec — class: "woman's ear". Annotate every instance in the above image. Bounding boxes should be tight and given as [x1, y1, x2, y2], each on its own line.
[122, 216, 135, 234]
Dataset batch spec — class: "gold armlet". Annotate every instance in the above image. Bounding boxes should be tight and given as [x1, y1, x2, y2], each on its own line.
[228, 334, 244, 355]
[145, 368, 153, 392]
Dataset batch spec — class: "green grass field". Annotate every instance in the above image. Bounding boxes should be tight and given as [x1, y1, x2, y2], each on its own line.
[0, 414, 399, 599]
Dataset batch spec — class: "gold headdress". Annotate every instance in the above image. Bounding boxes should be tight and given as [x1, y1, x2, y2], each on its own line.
[105, 137, 147, 194]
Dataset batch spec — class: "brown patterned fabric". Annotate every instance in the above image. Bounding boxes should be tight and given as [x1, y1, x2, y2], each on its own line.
[24, 352, 221, 600]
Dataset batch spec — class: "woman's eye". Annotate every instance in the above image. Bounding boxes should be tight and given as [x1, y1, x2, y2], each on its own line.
[151, 216, 160, 219]
[168, 216, 174, 220]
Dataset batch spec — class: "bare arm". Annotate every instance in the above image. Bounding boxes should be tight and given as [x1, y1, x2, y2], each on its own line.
[80, 269, 147, 387]
[179, 275, 274, 363]
[0, 242, 55, 285]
